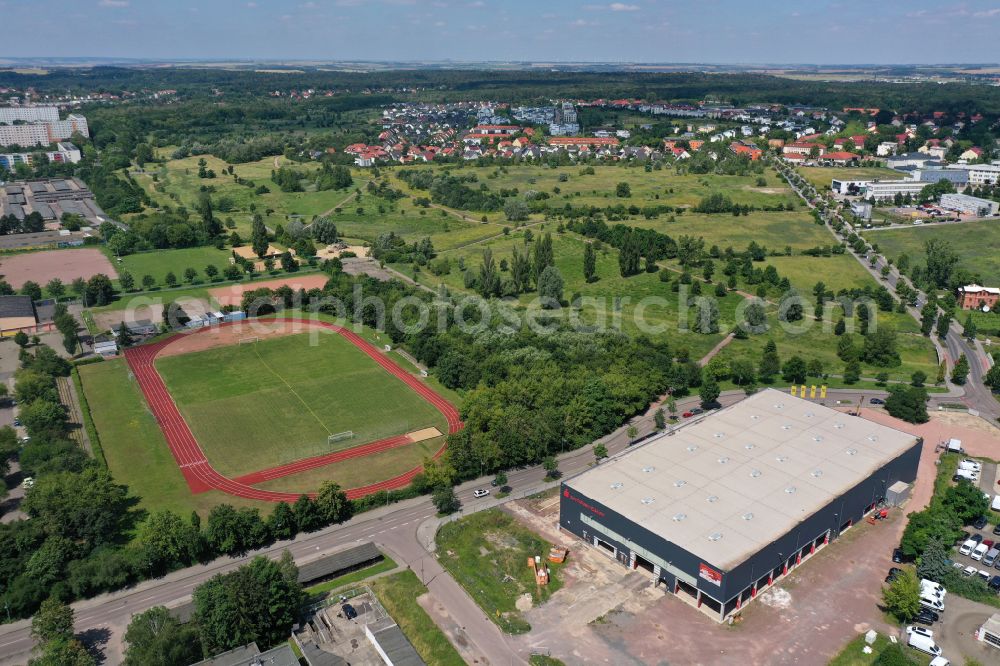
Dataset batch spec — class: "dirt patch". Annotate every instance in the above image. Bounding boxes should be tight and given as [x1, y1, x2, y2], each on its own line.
[0, 248, 117, 288]
[856, 408, 1000, 461]
[208, 274, 330, 306]
[484, 531, 521, 551]
[515, 593, 534, 612]
[154, 319, 334, 358]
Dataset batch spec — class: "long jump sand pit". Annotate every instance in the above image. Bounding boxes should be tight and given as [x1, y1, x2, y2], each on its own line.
[0, 248, 118, 288]
[209, 274, 331, 307]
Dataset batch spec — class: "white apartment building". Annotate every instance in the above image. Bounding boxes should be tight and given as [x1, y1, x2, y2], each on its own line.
[0, 107, 60, 124]
[0, 114, 88, 147]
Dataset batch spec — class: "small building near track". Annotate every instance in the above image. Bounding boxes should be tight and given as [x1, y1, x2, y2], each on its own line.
[559, 389, 921, 622]
[0, 295, 38, 336]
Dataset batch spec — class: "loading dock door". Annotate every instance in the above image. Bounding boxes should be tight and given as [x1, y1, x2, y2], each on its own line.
[634, 553, 655, 574]
[595, 537, 616, 555]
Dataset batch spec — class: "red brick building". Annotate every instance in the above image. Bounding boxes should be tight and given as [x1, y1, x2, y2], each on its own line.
[958, 284, 1000, 310]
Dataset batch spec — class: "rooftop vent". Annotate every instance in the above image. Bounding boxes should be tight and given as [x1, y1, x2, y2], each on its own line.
[750, 414, 760, 420]
[812, 435, 823, 442]
[744, 443, 756, 450]
[833, 422, 845, 429]
[805, 411, 815, 418]
[867, 435, 878, 442]
[781, 424, 792, 430]
[773, 403, 784, 409]
[775, 455, 787, 463]
[742, 512, 754, 521]
[718, 456, 730, 464]
[750, 468, 762, 478]
[673, 513, 687, 522]
[706, 495, 719, 503]
[674, 479, 687, 488]
[784, 486, 797, 494]
[846, 448, 858, 456]
[708, 532, 723, 542]
[686, 445, 698, 453]
[642, 466, 655, 473]
[714, 432, 725, 439]
[610, 482, 624, 489]
[811, 469, 823, 478]
[641, 497, 655, 505]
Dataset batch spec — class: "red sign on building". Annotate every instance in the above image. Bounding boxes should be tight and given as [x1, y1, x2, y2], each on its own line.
[699, 563, 722, 586]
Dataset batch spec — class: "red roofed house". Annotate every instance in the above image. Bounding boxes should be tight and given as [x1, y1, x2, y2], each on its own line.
[820, 151, 860, 165]
[730, 142, 762, 161]
[688, 140, 704, 152]
[547, 137, 620, 148]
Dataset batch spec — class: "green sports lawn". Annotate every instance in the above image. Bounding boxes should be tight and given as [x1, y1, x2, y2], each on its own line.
[114, 246, 235, 286]
[154, 332, 446, 478]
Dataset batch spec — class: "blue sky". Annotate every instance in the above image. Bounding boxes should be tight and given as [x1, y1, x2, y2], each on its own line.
[3, 0, 1000, 64]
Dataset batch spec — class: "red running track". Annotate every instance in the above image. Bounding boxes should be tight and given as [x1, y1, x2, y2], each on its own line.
[124, 318, 462, 502]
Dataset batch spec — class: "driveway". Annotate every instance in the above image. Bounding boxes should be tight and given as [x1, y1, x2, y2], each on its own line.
[932, 594, 998, 664]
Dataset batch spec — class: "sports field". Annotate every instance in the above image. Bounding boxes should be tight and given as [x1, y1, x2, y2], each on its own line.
[155, 331, 447, 478]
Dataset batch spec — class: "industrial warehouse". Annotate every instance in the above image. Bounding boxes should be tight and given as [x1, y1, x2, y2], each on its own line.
[559, 389, 922, 621]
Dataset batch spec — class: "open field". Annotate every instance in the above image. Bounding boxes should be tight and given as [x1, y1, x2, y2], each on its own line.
[371, 571, 466, 666]
[435, 509, 564, 634]
[115, 246, 234, 286]
[631, 210, 830, 251]
[155, 331, 446, 478]
[799, 166, 905, 191]
[0, 248, 118, 289]
[863, 219, 1000, 285]
[77, 358, 264, 517]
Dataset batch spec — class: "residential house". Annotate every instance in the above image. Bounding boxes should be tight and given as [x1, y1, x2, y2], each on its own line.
[957, 284, 1000, 311]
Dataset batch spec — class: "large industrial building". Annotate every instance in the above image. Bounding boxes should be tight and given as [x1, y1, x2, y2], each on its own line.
[559, 389, 921, 621]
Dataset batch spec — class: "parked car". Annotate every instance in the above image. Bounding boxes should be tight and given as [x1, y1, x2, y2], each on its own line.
[979, 570, 991, 583]
[892, 548, 904, 563]
[992, 524, 1000, 536]
[974, 516, 989, 530]
[914, 610, 938, 625]
[960, 459, 983, 472]
[682, 411, 694, 418]
[885, 567, 902, 583]
[12, 418, 20, 427]
[972, 533, 985, 545]
[984, 539, 995, 549]
[990, 575, 1000, 592]
[690, 408, 704, 415]
[964, 565, 977, 577]
[960, 539, 977, 556]
[906, 626, 942, 657]
[341, 603, 357, 620]
[473, 488, 490, 498]
[973, 543, 989, 561]
[869, 398, 885, 405]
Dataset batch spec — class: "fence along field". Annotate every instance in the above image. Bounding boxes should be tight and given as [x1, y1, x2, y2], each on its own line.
[154, 330, 447, 479]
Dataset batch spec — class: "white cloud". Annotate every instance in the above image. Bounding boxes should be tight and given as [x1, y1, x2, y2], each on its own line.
[98, 0, 129, 7]
[609, 2, 639, 10]
[247, 1, 257, 6]
[973, 7, 1000, 16]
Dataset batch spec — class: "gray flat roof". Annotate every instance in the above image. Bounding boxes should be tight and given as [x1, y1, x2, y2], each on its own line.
[296, 542, 382, 585]
[566, 389, 919, 571]
[368, 618, 426, 666]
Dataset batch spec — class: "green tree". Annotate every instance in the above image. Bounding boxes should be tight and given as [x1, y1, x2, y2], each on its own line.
[758, 339, 780, 382]
[251, 213, 269, 258]
[135, 510, 201, 573]
[432, 486, 460, 514]
[911, 370, 927, 387]
[986, 364, 1000, 392]
[21, 280, 42, 301]
[943, 480, 990, 524]
[924, 238, 959, 288]
[900, 506, 961, 558]
[183, 268, 197, 283]
[118, 271, 135, 292]
[583, 242, 597, 283]
[164, 271, 177, 288]
[45, 278, 65, 300]
[653, 407, 666, 430]
[315, 481, 352, 525]
[916, 538, 951, 583]
[884, 385, 928, 424]
[13, 330, 29, 348]
[952, 354, 969, 385]
[692, 298, 720, 334]
[862, 326, 901, 367]
[699, 375, 720, 408]
[781, 356, 807, 384]
[142, 274, 155, 290]
[543, 455, 559, 479]
[593, 443, 609, 461]
[123, 606, 202, 666]
[935, 310, 952, 339]
[23, 467, 130, 547]
[843, 359, 861, 384]
[477, 248, 500, 298]
[882, 568, 921, 621]
[30, 597, 74, 645]
[503, 198, 530, 222]
[615, 182, 631, 198]
[537, 265, 564, 307]
[193, 552, 304, 655]
[626, 425, 638, 442]
[204, 264, 219, 281]
[267, 501, 297, 541]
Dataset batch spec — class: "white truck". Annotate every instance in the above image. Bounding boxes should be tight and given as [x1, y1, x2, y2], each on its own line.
[907, 626, 943, 656]
[947, 438, 963, 453]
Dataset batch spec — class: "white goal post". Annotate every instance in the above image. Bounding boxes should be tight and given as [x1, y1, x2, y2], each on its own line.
[328, 431, 355, 445]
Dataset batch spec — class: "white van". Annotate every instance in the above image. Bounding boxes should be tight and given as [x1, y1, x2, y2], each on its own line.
[947, 438, 963, 453]
[959, 460, 982, 472]
[921, 579, 946, 597]
[955, 468, 979, 481]
[929, 658, 951, 666]
[907, 626, 943, 656]
[992, 495, 1000, 512]
[973, 543, 990, 561]
[960, 539, 977, 556]
[920, 595, 945, 613]
[985, 548, 1000, 567]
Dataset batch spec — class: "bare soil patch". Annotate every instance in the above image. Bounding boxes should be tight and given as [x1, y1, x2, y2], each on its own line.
[0, 248, 117, 288]
[154, 319, 335, 358]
